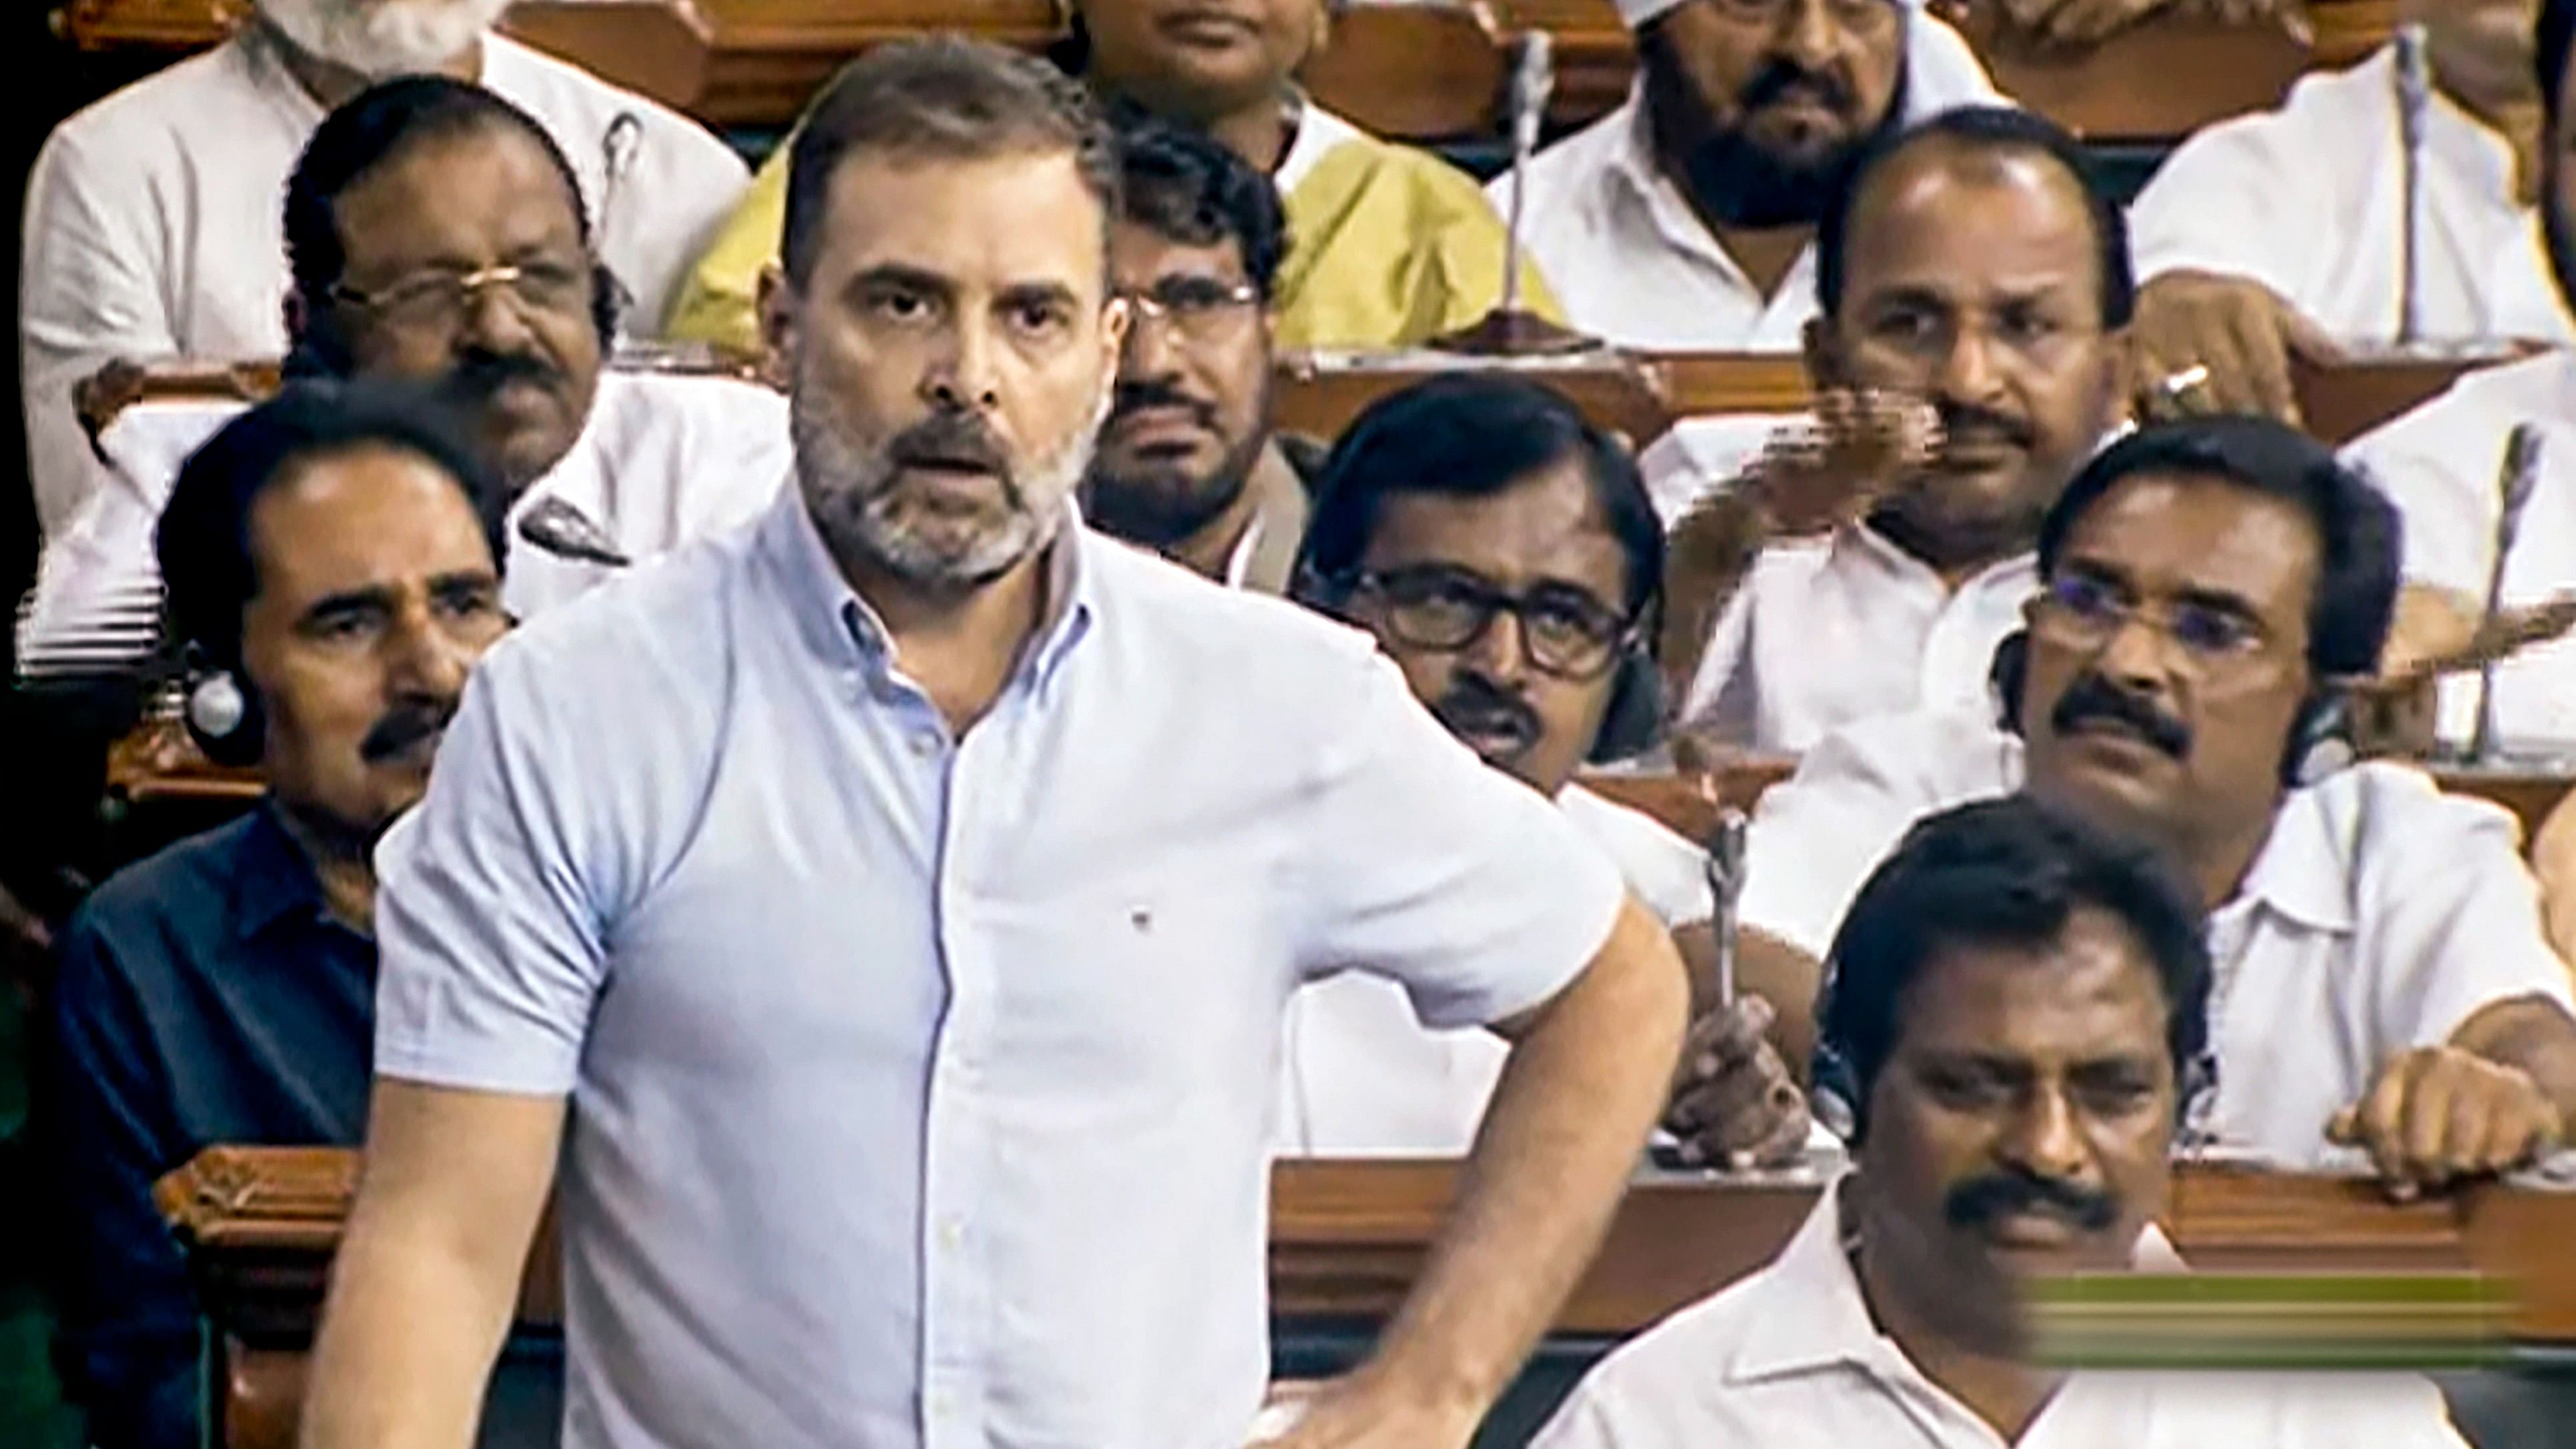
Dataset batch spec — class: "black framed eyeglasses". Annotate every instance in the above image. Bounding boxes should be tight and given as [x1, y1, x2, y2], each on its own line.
[1353, 565, 1635, 681]
[2030, 571, 2276, 673]
[1117, 275, 1263, 345]
[329, 257, 593, 329]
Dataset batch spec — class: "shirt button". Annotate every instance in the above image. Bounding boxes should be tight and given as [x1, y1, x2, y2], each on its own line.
[910, 730, 940, 758]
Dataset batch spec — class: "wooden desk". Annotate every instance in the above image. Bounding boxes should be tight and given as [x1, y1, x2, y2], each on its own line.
[155, 1146, 2576, 1448]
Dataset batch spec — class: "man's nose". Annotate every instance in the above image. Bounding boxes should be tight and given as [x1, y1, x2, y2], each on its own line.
[384, 613, 475, 703]
[457, 279, 539, 357]
[1935, 325, 2007, 407]
[922, 319, 1001, 413]
[1772, 0, 1843, 72]
[1460, 607, 1532, 686]
[1999, 1086, 2095, 1188]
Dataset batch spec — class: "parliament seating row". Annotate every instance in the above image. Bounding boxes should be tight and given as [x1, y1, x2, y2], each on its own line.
[52, 0, 2405, 143]
[149, 1145, 2576, 1449]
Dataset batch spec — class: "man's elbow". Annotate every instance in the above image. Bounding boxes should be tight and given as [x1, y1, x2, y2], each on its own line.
[1519, 896, 1690, 1065]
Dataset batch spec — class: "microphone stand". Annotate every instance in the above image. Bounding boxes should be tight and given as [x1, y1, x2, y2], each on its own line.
[2469, 424, 2541, 763]
[1429, 29, 1594, 356]
[2393, 24, 2431, 349]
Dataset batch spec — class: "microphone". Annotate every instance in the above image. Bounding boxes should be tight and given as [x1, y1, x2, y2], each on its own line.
[2393, 24, 2431, 347]
[596, 112, 643, 329]
[2469, 423, 2542, 762]
[517, 495, 632, 568]
[1703, 806, 1749, 1009]
[1499, 31, 1554, 322]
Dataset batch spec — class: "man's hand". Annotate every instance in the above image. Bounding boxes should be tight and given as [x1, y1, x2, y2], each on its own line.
[1248, 1370, 1481, 1449]
[1987, 0, 2309, 51]
[2130, 271, 2343, 425]
[1744, 389, 1941, 537]
[1661, 996, 1812, 1170]
[2326, 1046, 2565, 1200]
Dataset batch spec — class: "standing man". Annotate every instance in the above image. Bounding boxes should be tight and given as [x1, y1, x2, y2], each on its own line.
[1505, 0, 1999, 351]
[299, 39, 1687, 1449]
[43, 381, 511, 1449]
[1670, 106, 2129, 754]
[1085, 115, 1309, 591]
[1543, 796, 2471, 1448]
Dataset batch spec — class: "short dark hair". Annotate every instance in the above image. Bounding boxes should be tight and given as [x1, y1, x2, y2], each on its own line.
[1107, 105, 1289, 301]
[2037, 415, 2401, 679]
[1820, 794, 2212, 1138]
[284, 75, 591, 306]
[2543, 0, 2576, 124]
[157, 380, 509, 670]
[1815, 105, 2135, 330]
[783, 37, 1117, 289]
[1295, 373, 1664, 622]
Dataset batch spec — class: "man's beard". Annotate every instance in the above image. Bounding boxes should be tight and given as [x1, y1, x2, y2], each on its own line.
[1083, 387, 1269, 551]
[790, 363, 1107, 591]
[1663, 60, 1911, 231]
[258, 0, 511, 79]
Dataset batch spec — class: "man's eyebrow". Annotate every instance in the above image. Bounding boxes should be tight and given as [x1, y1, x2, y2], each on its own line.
[844, 263, 955, 299]
[298, 583, 397, 622]
[995, 279, 1082, 311]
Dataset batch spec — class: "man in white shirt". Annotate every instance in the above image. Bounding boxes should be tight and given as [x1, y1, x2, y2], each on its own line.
[1672, 106, 2128, 754]
[1279, 373, 1795, 1156]
[1539, 794, 2472, 1449]
[16, 77, 784, 676]
[1084, 111, 1309, 592]
[1678, 415, 2576, 1187]
[1499, 0, 1997, 351]
[2127, 0, 2562, 422]
[19, 0, 749, 537]
[298, 41, 1688, 1449]
[2340, 0, 2576, 754]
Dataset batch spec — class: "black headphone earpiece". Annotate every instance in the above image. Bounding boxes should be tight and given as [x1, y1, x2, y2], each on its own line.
[181, 653, 267, 769]
[1989, 629, 2031, 737]
[1587, 642, 1665, 764]
[590, 262, 625, 349]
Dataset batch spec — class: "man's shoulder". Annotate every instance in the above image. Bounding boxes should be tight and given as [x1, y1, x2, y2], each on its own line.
[2349, 351, 2571, 467]
[1509, 101, 1635, 227]
[1540, 1266, 1783, 1439]
[1084, 531, 1377, 677]
[2305, 760, 2526, 858]
[479, 514, 757, 700]
[1794, 705, 2019, 800]
[40, 41, 257, 167]
[480, 35, 741, 175]
[585, 371, 789, 463]
[58, 811, 268, 984]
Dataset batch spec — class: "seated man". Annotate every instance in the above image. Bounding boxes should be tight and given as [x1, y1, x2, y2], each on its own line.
[18, 77, 787, 675]
[1506, 0, 1997, 351]
[1541, 795, 2472, 1449]
[1279, 373, 1785, 1154]
[1085, 115, 1310, 591]
[668, 0, 1549, 355]
[1685, 415, 2576, 1186]
[20, 0, 749, 537]
[1669, 106, 2128, 754]
[38, 381, 511, 1449]
[2129, 0, 2566, 421]
[2339, 0, 2576, 753]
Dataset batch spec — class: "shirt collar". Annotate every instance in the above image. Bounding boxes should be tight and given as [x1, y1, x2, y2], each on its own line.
[227, 798, 337, 944]
[1837, 524, 2037, 596]
[756, 481, 1099, 698]
[1605, 87, 1763, 289]
[2223, 779, 2361, 936]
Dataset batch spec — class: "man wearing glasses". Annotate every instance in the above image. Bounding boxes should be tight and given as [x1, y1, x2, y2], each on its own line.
[1676, 415, 2576, 1194]
[19, 77, 786, 673]
[1279, 373, 1809, 1156]
[1084, 115, 1312, 592]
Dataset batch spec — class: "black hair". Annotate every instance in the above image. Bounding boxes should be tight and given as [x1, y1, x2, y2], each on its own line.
[1295, 373, 1663, 621]
[283, 75, 593, 308]
[1815, 105, 2135, 330]
[1821, 794, 2212, 1136]
[2037, 415, 2401, 679]
[2544, 0, 2576, 125]
[157, 379, 510, 670]
[784, 37, 1117, 290]
[1107, 104, 1290, 301]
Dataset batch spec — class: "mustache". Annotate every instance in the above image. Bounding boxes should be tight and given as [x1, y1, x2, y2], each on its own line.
[1739, 59, 1857, 116]
[1108, 379, 1218, 432]
[1945, 1166, 2121, 1236]
[888, 410, 1012, 477]
[1933, 401, 2037, 455]
[2049, 673, 2193, 759]
[445, 348, 562, 399]
[1431, 674, 1542, 751]
[359, 699, 457, 764]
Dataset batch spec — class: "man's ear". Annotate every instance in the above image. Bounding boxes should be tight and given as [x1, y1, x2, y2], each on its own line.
[756, 263, 797, 372]
[1801, 315, 1845, 390]
[2099, 323, 2137, 429]
[282, 289, 310, 343]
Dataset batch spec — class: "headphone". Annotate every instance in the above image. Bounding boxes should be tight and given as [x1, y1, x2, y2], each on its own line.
[287, 261, 626, 379]
[1985, 630, 2354, 790]
[181, 645, 268, 768]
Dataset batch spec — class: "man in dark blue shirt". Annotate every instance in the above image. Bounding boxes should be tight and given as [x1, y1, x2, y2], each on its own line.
[39, 380, 510, 1449]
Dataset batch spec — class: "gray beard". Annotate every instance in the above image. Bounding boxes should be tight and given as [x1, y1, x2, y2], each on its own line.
[257, 0, 510, 77]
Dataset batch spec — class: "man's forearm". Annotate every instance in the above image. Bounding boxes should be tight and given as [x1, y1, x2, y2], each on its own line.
[299, 1212, 518, 1449]
[1360, 899, 1687, 1422]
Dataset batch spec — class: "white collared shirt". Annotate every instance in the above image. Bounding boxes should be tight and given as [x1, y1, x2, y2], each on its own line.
[1275, 782, 1711, 1158]
[12, 371, 789, 676]
[1736, 706, 2575, 1165]
[2342, 348, 2576, 751]
[371, 488, 1627, 1449]
[1533, 1184, 2469, 1449]
[1679, 526, 2034, 754]
[18, 27, 751, 537]
[2129, 47, 2571, 348]
[1493, 13, 2000, 352]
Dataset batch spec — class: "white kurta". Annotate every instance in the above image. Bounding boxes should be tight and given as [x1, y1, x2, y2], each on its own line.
[2341, 349, 2576, 752]
[1737, 705, 2576, 1165]
[1273, 781, 1710, 1157]
[13, 371, 789, 675]
[1534, 1184, 2469, 1449]
[2129, 46, 2572, 349]
[1493, 11, 1999, 351]
[19, 27, 751, 537]
[1680, 525, 2033, 754]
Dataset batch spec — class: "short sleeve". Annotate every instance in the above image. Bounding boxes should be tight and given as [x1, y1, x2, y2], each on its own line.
[1289, 652, 1627, 1030]
[2353, 777, 2576, 1052]
[2125, 111, 2310, 300]
[372, 656, 612, 1096]
[2340, 402, 2497, 598]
